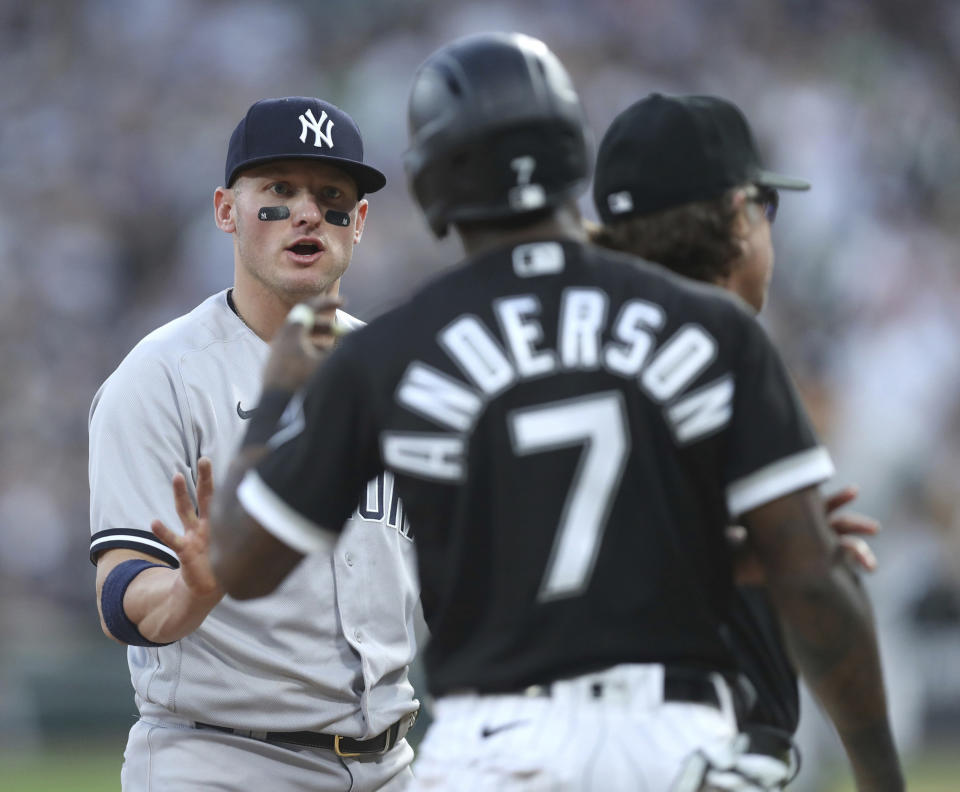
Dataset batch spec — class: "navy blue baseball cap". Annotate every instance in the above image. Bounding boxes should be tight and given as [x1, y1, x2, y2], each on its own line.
[225, 97, 386, 195]
[594, 94, 809, 223]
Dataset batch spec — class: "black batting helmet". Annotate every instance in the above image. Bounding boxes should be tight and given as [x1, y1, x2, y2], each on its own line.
[404, 32, 591, 238]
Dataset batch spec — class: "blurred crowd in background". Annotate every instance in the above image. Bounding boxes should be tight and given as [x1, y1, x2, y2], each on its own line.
[1, 0, 958, 788]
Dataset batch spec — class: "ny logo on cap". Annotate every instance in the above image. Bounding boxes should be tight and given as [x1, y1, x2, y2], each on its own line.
[299, 108, 335, 149]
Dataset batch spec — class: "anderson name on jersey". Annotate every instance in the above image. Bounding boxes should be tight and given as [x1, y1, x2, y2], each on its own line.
[386, 241, 735, 484]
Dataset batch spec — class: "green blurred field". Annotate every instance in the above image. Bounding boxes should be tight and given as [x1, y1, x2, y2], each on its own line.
[822, 749, 960, 792]
[2, 745, 958, 791]
[0, 745, 121, 792]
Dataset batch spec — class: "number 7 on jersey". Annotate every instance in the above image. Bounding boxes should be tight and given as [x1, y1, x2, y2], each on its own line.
[508, 391, 629, 601]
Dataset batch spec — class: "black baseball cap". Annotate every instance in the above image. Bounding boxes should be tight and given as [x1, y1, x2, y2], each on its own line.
[594, 93, 809, 223]
[224, 97, 386, 195]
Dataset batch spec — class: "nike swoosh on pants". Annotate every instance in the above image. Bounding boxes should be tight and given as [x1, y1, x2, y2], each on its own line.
[480, 719, 529, 738]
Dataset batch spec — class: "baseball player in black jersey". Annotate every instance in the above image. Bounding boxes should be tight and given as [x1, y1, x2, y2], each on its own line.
[209, 33, 903, 791]
[591, 93, 884, 790]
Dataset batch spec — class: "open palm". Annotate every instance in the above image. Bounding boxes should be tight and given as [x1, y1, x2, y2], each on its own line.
[151, 457, 221, 598]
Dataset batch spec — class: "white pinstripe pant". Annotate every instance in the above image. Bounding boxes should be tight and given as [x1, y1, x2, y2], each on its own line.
[410, 664, 738, 791]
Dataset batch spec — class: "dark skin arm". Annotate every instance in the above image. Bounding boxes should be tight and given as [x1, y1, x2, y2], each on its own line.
[208, 446, 305, 599]
[209, 295, 342, 600]
[733, 484, 879, 584]
[744, 486, 903, 792]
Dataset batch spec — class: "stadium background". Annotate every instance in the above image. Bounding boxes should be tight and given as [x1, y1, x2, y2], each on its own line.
[1, 1, 958, 789]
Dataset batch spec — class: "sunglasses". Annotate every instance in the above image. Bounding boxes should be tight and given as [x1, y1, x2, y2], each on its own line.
[746, 184, 779, 223]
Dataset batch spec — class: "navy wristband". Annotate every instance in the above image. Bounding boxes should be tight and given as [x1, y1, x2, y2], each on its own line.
[101, 559, 174, 647]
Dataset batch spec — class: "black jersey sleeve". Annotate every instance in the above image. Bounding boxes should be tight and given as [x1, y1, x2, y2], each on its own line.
[723, 318, 834, 519]
[242, 339, 384, 546]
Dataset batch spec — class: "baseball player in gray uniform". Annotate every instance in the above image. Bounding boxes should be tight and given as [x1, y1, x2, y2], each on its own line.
[89, 97, 419, 791]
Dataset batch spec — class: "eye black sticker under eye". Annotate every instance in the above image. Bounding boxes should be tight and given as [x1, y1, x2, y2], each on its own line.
[258, 206, 290, 221]
[323, 210, 351, 227]
[257, 206, 351, 226]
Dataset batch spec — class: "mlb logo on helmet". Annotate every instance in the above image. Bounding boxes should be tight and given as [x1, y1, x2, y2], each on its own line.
[224, 97, 386, 196]
[606, 191, 634, 215]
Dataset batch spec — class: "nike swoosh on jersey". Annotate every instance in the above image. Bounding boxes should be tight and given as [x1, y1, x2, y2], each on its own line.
[237, 401, 257, 420]
[480, 719, 529, 738]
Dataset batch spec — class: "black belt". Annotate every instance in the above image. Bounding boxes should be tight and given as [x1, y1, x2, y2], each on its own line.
[662, 668, 723, 709]
[195, 713, 413, 757]
[518, 667, 724, 710]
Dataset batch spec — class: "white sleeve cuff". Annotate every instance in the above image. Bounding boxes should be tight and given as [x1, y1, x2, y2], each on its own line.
[726, 446, 835, 518]
[236, 470, 337, 555]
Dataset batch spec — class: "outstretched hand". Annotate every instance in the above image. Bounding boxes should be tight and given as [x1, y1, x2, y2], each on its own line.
[262, 294, 344, 393]
[824, 485, 879, 573]
[151, 457, 222, 599]
[733, 484, 880, 585]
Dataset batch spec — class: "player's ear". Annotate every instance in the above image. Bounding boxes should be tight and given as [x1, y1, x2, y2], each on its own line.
[717, 189, 755, 297]
[730, 187, 765, 237]
[728, 188, 756, 266]
[214, 187, 237, 233]
[728, 188, 751, 239]
[353, 199, 369, 244]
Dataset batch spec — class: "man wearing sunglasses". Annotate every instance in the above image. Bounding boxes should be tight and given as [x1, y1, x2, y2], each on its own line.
[591, 94, 885, 789]
[592, 93, 797, 315]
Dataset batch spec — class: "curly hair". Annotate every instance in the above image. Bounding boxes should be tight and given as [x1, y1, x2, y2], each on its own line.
[590, 195, 740, 285]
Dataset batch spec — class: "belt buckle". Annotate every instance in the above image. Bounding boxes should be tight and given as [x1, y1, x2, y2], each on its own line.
[333, 734, 363, 758]
[334, 724, 395, 758]
[333, 734, 365, 758]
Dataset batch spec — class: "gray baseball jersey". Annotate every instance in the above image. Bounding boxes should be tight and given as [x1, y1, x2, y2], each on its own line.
[89, 289, 419, 738]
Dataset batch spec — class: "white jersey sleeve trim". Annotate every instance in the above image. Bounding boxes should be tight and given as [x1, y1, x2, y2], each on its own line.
[237, 470, 337, 555]
[726, 446, 835, 518]
[335, 309, 366, 333]
[89, 530, 180, 566]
